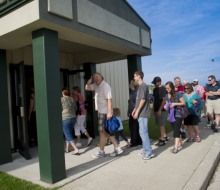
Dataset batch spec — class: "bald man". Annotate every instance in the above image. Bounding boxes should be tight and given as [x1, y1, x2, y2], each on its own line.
[85, 72, 123, 158]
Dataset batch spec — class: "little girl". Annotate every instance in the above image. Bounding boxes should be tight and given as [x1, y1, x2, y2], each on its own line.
[113, 108, 131, 147]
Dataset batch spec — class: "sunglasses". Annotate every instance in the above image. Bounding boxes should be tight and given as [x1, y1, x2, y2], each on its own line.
[208, 79, 212, 81]
[185, 88, 189, 90]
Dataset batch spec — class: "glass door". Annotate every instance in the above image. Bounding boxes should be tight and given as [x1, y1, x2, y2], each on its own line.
[14, 61, 31, 160]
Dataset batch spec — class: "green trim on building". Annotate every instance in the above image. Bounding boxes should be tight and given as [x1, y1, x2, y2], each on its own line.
[32, 28, 66, 183]
[0, 49, 12, 165]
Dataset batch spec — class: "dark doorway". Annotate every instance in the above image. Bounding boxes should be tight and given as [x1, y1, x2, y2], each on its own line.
[10, 64, 96, 160]
[9, 62, 32, 160]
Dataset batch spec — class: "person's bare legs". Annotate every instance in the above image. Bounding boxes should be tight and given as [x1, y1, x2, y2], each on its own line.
[84, 131, 90, 139]
[65, 142, 70, 152]
[215, 114, 220, 129]
[99, 131, 107, 151]
[174, 138, 181, 150]
[70, 142, 79, 154]
[187, 125, 193, 138]
[208, 113, 214, 123]
[76, 136, 81, 143]
[192, 125, 199, 136]
[160, 126, 166, 140]
[107, 134, 119, 148]
[76, 131, 91, 143]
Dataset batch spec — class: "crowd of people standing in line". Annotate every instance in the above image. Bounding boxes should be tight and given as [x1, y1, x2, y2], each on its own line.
[46, 70, 220, 159]
[84, 71, 220, 159]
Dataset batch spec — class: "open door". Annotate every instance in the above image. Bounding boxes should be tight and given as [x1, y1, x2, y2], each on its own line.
[14, 61, 31, 160]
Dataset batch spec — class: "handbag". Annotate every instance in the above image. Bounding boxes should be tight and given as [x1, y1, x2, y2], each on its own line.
[176, 106, 189, 118]
[103, 116, 120, 135]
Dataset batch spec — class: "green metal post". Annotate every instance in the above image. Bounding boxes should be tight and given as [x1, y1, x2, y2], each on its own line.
[32, 28, 66, 183]
[0, 49, 12, 165]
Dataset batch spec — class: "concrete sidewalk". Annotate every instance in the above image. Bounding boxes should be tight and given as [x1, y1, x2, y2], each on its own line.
[0, 118, 220, 190]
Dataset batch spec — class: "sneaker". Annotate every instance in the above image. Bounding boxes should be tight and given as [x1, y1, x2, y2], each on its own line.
[155, 140, 166, 146]
[137, 152, 144, 157]
[76, 143, 82, 148]
[164, 137, 169, 142]
[207, 122, 211, 127]
[181, 132, 186, 139]
[201, 113, 206, 118]
[90, 150, 106, 158]
[213, 128, 219, 133]
[110, 147, 123, 157]
[142, 153, 155, 160]
[87, 137, 93, 146]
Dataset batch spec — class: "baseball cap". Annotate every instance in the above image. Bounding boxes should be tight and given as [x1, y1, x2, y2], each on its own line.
[151, 76, 161, 84]
[194, 79, 198, 82]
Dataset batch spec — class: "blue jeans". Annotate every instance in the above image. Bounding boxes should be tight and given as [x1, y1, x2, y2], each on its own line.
[62, 117, 76, 143]
[138, 117, 153, 155]
[114, 129, 128, 144]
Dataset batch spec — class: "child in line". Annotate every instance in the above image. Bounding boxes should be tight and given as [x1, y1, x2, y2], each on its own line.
[113, 108, 131, 147]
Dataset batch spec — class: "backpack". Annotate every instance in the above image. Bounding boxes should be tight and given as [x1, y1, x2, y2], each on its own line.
[176, 106, 189, 118]
[103, 116, 120, 136]
[75, 95, 84, 115]
[166, 93, 189, 119]
[174, 94, 189, 118]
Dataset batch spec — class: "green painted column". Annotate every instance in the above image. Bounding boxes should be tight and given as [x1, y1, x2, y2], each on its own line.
[0, 49, 12, 165]
[32, 29, 66, 183]
[127, 54, 142, 83]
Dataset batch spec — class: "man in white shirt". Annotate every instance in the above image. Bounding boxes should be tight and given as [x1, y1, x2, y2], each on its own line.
[85, 72, 123, 158]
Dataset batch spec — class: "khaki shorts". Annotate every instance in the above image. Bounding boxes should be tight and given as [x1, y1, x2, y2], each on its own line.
[98, 113, 107, 132]
[155, 111, 166, 127]
[207, 99, 220, 114]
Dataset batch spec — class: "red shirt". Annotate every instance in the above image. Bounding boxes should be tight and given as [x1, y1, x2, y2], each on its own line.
[176, 85, 184, 94]
[203, 88, 206, 100]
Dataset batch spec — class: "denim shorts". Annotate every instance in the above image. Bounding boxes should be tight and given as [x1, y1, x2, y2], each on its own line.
[62, 117, 76, 143]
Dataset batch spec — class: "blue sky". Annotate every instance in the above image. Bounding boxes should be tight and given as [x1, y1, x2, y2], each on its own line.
[127, 0, 220, 86]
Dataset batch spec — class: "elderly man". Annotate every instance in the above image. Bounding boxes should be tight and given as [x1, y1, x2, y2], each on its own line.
[85, 72, 123, 158]
[193, 79, 204, 98]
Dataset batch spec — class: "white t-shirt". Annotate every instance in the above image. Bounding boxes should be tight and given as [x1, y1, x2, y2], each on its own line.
[90, 80, 112, 114]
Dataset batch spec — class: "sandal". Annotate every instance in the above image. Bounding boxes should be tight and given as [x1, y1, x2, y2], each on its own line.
[186, 137, 194, 142]
[196, 136, 201, 142]
[173, 143, 183, 149]
[72, 151, 80, 155]
[170, 148, 178, 154]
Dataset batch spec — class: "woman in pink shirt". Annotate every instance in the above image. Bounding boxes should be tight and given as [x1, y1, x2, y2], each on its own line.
[72, 86, 93, 147]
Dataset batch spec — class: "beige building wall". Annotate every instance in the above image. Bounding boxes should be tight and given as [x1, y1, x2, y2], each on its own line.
[96, 60, 129, 121]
